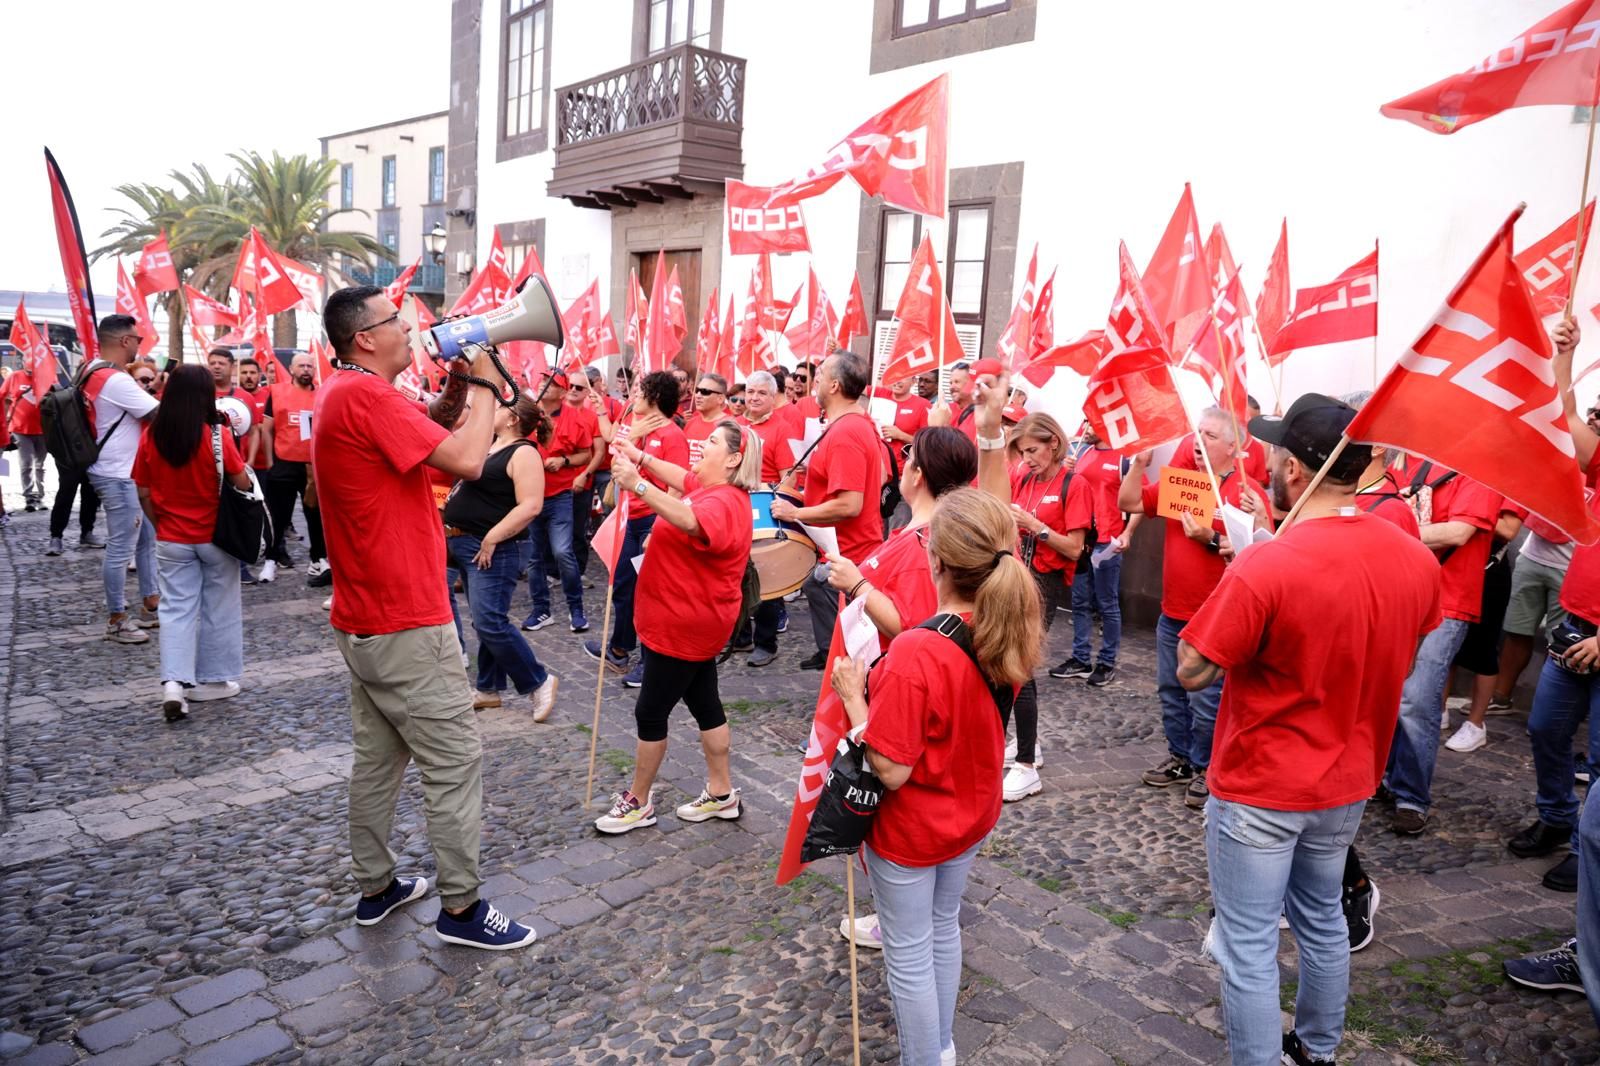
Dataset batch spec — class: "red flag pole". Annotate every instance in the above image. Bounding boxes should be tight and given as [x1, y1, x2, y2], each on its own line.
[1567, 74, 1600, 320]
[1371, 239, 1381, 388]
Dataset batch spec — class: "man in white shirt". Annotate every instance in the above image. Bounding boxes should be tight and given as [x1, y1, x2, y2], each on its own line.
[83, 315, 161, 644]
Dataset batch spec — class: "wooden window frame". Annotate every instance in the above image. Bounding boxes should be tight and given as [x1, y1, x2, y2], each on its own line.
[427, 147, 445, 204]
[873, 200, 994, 329]
[497, 0, 553, 162]
[339, 164, 353, 210]
[632, 0, 722, 60]
[891, 0, 1011, 38]
[380, 156, 397, 208]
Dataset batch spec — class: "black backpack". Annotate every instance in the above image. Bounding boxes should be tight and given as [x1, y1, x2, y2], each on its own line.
[40, 363, 124, 474]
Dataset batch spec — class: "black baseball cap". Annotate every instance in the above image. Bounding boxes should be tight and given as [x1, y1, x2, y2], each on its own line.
[1249, 393, 1364, 477]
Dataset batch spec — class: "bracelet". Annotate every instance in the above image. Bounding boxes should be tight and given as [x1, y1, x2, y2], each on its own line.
[976, 433, 1007, 451]
[641, 453, 652, 470]
[848, 578, 870, 601]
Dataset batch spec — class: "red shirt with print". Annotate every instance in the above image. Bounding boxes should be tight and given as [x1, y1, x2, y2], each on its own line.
[1401, 459, 1501, 623]
[132, 426, 245, 543]
[863, 621, 1007, 867]
[625, 418, 690, 518]
[870, 387, 931, 465]
[804, 410, 884, 564]
[266, 382, 317, 463]
[1560, 456, 1600, 621]
[1140, 467, 1264, 621]
[7, 375, 43, 435]
[634, 475, 752, 660]
[742, 406, 801, 485]
[1181, 514, 1442, 811]
[1009, 462, 1094, 576]
[1071, 445, 1128, 539]
[682, 411, 726, 467]
[540, 403, 597, 497]
[858, 525, 936, 654]
[241, 387, 271, 470]
[312, 371, 452, 636]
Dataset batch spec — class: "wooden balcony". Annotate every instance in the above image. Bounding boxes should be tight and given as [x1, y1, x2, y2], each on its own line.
[548, 44, 745, 210]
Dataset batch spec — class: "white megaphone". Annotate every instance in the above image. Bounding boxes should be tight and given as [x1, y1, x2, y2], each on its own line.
[421, 274, 565, 361]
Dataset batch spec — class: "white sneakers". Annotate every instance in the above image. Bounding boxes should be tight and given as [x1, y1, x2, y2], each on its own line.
[106, 617, 149, 644]
[838, 912, 884, 949]
[1445, 720, 1487, 753]
[1002, 763, 1043, 802]
[530, 675, 559, 722]
[189, 681, 241, 702]
[321, 595, 333, 611]
[257, 560, 278, 584]
[161, 681, 188, 722]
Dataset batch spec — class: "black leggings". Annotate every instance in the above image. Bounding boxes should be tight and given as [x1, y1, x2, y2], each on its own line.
[633, 644, 729, 743]
[265, 461, 325, 564]
[50, 465, 98, 538]
[1013, 569, 1067, 764]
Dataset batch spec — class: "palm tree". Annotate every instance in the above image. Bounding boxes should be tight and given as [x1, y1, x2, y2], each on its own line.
[186, 151, 390, 347]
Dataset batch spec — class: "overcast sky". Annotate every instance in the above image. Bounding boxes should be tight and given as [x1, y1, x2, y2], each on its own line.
[1, 0, 449, 304]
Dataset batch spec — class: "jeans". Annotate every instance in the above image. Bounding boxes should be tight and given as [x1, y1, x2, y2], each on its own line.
[1071, 552, 1123, 666]
[50, 463, 98, 538]
[803, 569, 840, 654]
[1386, 618, 1469, 815]
[865, 838, 983, 1066]
[155, 540, 243, 685]
[1526, 655, 1600, 844]
[1156, 612, 1222, 768]
[526, 490, 584, 621]
[605, 513, 655, 653]
[572, 471, 609, 574]
[1577, 779, 1600, 1030]
[15, 434, 46, 506]
[450, 534, 549, 695]
[264, 461, 325, 564]
[1206, 797, 1366, 1065]
[88, 474, 156, 615]
[1013, 570, 1066, 765]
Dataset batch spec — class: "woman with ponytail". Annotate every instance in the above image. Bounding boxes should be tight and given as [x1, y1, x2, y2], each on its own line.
[829, 487, 1041, 1066]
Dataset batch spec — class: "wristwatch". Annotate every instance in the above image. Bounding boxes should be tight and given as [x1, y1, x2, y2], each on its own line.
[634, 480, 650, 497]
[1038, 528, 1050, 542]
[976, 433, 1007, 451]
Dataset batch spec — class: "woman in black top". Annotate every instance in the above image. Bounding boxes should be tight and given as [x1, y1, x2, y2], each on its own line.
[444, 394, 559, 720]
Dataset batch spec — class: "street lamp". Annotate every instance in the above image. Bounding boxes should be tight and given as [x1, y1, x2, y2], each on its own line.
[425, 223, 447, 264]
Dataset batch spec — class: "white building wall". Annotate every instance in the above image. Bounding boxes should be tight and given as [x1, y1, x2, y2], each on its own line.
[469, 0, 1600, 412]
[323, 113, 449, 270]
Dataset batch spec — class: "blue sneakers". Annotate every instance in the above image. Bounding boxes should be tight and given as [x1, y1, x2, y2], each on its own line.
[622, 661, 645, 688]
[776, 606, 789, 634]
[521, 612, 555, 632]
[583, 640, 629, 673]
[355, 876, 429, 926]
[435, 900, 537, 951]
[1503, 938, 1583, 992]
[570, 607, 589, 633]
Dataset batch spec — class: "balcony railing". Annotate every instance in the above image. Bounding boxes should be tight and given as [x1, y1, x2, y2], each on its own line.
[549, 44, 745, 207]
[348, 262, 445, 292]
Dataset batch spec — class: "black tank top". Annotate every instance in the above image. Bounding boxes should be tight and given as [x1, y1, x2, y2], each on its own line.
[442, 439, 533, 539]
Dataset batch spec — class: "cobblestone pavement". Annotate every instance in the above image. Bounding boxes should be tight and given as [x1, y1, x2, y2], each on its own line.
[0, 491, 1596, 1065]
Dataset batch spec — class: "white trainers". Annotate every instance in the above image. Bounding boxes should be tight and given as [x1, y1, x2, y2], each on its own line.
[257, 560, 278, 583]
[1002, 763, 1042, 802]
[161, 681, 188, 722]
[306, 559, 330, 578]
[594, 790, 656, 834]
[530, 675, 558, 722]
[1440, 706, 1449, 732]
[106, 617, 149, 644]
[838, 912, 884, 950]
[321, 595, 333, 611]
[1445, 719, 1487, 752]
[189, 681, 241, 703]
[675, 787, 741, 822]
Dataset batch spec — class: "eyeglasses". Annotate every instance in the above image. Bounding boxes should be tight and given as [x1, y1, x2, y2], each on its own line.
[134, 376, 156, 386]
[695, 387, 725, 397]
[354, 312, 400, 335]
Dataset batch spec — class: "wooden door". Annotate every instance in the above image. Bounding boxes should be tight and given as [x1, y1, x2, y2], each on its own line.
[635, 248, 701, 368]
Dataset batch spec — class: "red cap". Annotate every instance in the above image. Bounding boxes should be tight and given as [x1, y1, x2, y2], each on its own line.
[971, 357, 1004, 378]
[546, 369, 571, 390]
[1002, 404, 1027, 423]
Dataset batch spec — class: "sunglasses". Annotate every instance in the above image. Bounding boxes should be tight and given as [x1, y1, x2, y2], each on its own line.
[728, 395, 746, 403]
[134, 376, 156, 386]
[569, 383, 589, 392]
[695, 387, 725, 397]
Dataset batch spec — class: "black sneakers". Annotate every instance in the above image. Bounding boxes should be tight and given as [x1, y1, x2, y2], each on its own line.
[1342, 877, 1380, 952]
[1086, 663, 1116, 687]
[799, 651, 826, 671]
[1048, 657, 1093, 679]
[1542, 853, 1579, 893]
[1281, 1030, 1335, 1065]
[1508, 819, 1573, 858]
[1141, 755, 1194, 788]
[1391, 808, 1428, 836]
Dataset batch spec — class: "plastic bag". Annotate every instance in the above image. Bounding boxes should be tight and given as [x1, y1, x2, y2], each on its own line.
[799, 736, 884, 862]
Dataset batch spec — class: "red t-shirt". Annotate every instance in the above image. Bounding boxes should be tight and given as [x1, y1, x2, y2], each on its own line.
[1180, 514, 1443, 811]
[1009, 463, 1094, 575]
[6, 375, 42, 435]
[1561, 461, 1600, 621]
[1238, 436, 1268, 485]
[241, 387, 271, 470]
[858, 525, 937, 654]
[1357, 471, 1421, 538]
[540, 402, 597, 497]
[266, 383, 317, 463]
[863, 622, 1007, 866]
[626, 419, 690, 518]
[1073, 446, 1128, 539]
[595, 395, 624, 470]
[1401, 460, 1501, 622]
[870, 388, 931, 465]
[804, 411, 884, 563]
[634, 476, 752, 661]
[1140, 467, 1263, 621]
[792, 395, 822, 422]
[741, 406, 801, 485]
[312, 371, 452, 636]
[131, 426, 245, 544]
[681, 411, 726, 467]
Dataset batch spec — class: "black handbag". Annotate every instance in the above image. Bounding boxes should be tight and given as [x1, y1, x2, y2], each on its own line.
[210, 426, 271, 563]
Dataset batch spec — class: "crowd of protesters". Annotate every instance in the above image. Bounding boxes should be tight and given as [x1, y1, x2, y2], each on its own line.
[3, 293, 1597, 1064]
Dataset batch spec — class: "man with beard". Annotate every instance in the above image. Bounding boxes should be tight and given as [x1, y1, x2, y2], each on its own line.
[260, 351, 328, 586]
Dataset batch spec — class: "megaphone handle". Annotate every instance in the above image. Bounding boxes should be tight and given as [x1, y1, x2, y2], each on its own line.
[446, 343, 521, 409]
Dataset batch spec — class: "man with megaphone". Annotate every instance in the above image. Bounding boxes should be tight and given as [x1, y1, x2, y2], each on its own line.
[310, 282, 560, 951]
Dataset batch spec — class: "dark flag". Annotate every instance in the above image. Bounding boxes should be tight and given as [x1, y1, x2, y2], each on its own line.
[44, 148, 100, 362]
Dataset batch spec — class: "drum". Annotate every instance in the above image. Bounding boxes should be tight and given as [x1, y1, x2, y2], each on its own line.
[750, 490, 818, 600]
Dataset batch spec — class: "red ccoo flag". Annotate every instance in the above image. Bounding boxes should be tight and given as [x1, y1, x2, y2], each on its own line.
[594, 309, 622, 361]
[385, 257, 421, 310]
[1030, 268, 1057, 359]
[642, 250, 675, 374]
[1022, 330, 1108, 386]
[1204, 223, 1238, 294]
[1380, 0, 1600, 134]
[1142, 183, 1211, 355]
[1184, 269, 1251, 425]
[115, 262, 158, 357]
[1347, 205, 1600, 544]
[1268, 247, 1378, 361]
[712, 291, 737, 383]
[186, 283, 240, 328]
[726, 179, 811, 254]
[448, 232, 513, 316]
[695, 285, 721, 376]
[232, 228, 305, 316]
[776, 617, 853, 885]
[880, 235, 964, 387]
[995, 245, 1039, 373]
[133, 234, 179, 298]
[44, 148, 99, 362]
[784, 268, 838, 360]
[665, 265, 689, 347]
[838, 272, 867, 350]
[1082, 243, 1188, 454]
[9, 299, 59, 399]
[1257, 219, 1291, 357]
[1516, 201, 1596, 317]
[734, 268, 777, 377]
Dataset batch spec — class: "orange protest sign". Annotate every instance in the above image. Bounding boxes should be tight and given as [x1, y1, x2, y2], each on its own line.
[1156, 466, 1215, 527]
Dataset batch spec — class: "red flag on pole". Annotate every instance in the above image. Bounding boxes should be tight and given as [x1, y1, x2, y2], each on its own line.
[9, 300, 58, 397]
[767, 74, 949, 218]
[995, 245, 1039, 373]
[1516, 201, 1597, 317]
[1380, 0, 1600, 134]
[726, 179, 811, 254]
[880, 235, 964, 387]
[1141, 183, 1211, 355]
[642, 250, 675, 374]
[695, 285, 721, 375]
[309, 336, 336, 386]
[115, 262, 158, 357]
[735, 268, 777, 376]
[563, 280, 602, 365]
[665, 265, 689, 347]
[133, 235, 179, 298]
[1204, 223, 1238, 294]
[713, 292, 737, 382]
[1021, 330, 1108, 385]
[385, 257, 421, 310]
[1256, 219, 1292, 357]
[44, 148, 99, 362]
[447, 232, 513, 316]
[1267, 248, 1379, 361]
[784, 268, 838, 360]
[185, 285, 239, 328]
[594, 310, 622, 361]
[1346, 205, 1600, 544]
[232, 228, 305, 316]
[776, 618, 853, 885]
[838, 272, 868, 350]
[278, 255, 325, 312]
[1082, 243, 1188, 454]
[1030, 268, 1057, 360]
[1184, 270, 1250, 425]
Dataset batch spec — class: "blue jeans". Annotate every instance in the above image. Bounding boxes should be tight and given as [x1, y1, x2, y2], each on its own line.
[526, 490, 584, 621]
[1527, 655, 1600, 845]
[607, 513, 656, 654]
[1071, 552, 1123, 666]
[155, 540, 243, 685]
[450, 534, 548, 694]
[1577, 780, 1600, 1030]
[1156, 612, 1222, 768]
[572, 471, 610, 574]
[1386, 618, 1469, 815]
[865, 838, 983, 1066]
[1207, 798, 1365, 1065]
[89, 474, 157, 615]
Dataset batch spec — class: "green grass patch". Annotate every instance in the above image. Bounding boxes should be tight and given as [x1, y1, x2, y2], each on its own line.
[1035, 876, 1063, 894]
[1086, 902, 1140, 929]
[599, 749, 634, 775]
[707, 945, 737, 955]
[573, 723, 592, 735]
[723, 697, 788, 722]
